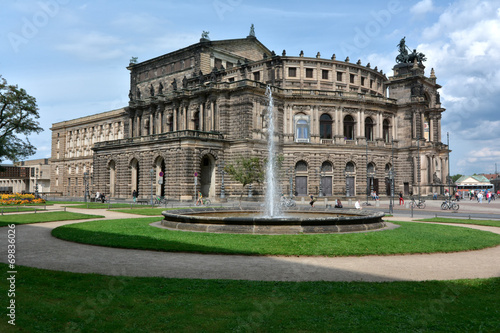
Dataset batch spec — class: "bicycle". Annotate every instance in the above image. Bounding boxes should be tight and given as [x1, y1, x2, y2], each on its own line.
[408, 197, 426, 209]
[195, 197, 211, 206]
[441, 199, 459, 211]
[280, 196, 296, 207]
[155, 196, 167, 205]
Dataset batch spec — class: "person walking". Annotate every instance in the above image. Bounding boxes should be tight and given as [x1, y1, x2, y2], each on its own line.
[95, 191, 100, 203]
[309, 195, 316, 207]
[132, 189, 137, 203]
[399, 192, 404, 205]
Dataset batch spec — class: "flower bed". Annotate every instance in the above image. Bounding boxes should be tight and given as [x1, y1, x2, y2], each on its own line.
[0, 193, 46, 205]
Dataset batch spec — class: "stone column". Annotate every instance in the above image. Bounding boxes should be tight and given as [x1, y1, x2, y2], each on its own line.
[173, 108, 177, 131]
[129, 117, 133, 138]
[392, 114, 396, 140]
[149, 113, 154, 135]
[357, 109, 361, 138]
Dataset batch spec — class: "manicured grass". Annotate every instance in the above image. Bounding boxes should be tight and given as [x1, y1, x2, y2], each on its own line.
[0, 211, 104, 226]
[52, 219, 500, 256]
[0, 263, 498, 332]
[417, 217, 500, 228]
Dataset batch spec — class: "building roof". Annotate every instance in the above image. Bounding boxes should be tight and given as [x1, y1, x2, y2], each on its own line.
[455, 175, 492, 184]
[481, 173, 499, 180]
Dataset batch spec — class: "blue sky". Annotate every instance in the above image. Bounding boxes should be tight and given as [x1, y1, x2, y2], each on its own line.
[1, 0, 500, 175]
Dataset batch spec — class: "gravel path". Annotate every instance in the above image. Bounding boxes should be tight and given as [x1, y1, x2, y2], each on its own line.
[1, 204, 499, 282]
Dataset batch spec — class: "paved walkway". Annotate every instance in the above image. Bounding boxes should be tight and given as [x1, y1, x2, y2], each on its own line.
[0, 203, 499, 282]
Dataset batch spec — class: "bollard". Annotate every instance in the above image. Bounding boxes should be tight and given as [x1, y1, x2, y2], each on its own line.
[1, 209, 3, 215]
[435, 213, 437, 218]
[64, 207, 66, 212]
[469, 215, 471, 220]
[35, 208, 37, 213]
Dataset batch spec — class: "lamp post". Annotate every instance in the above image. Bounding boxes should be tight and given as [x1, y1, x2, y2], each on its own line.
[389, 137, 395, 214]
[83, 172, 89, 203]
[218, 160, 225, 199]
[288, 167, 294, 198]
[447, 132, 451, 196]
[344, 169, 350, 197]
[150, 168, 154, 206]
[34, 167, 39, 199]
[317, 168, 323, 197]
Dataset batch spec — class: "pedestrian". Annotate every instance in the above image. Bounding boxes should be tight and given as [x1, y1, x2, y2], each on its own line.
[433, 192, 437, 200]
[355, 200, 361, 209]
[477, 192, 483, 203]
[309, 194, 316, 207]
[132, 189, 137, 203]
[399, 192, 404, 205]
[196, 191, 203, 205]
[100, 193, 106, 203]
[95, 191, 100, 203]
[334, 199, 343, 208]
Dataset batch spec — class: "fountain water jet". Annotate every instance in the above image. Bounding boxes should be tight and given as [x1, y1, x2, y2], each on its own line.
[264, 85, 282, 217]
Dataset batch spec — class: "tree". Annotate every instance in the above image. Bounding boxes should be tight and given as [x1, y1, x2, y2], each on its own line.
[224, 156, 264, 204]
[451, 174, 463, 182]
[0, 76, 43, 165]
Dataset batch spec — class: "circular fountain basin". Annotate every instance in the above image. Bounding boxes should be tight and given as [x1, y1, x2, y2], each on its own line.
[161, 207, 386, 234]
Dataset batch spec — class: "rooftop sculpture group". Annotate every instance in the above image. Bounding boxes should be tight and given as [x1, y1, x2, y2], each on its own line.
[396, 37, 427, 64]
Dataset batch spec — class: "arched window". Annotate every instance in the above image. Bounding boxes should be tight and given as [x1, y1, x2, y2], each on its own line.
[383, 119, 390, 143]
[344, 115, 355, 140]
[295, 117, 310, 143]
[367, 162, 375, 176]
[321, 161, 333, 172]
[295, 160, 308, 172]
[345, 162, 355, 173]
[319, 114, 332, 139]
[365, 117, 374, 141]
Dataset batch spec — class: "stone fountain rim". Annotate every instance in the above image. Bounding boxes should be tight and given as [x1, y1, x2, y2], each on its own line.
[161, 207, 385, 226]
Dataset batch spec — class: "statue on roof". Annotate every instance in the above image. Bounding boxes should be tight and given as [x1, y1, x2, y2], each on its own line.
[201, 31, 210, 40]
[396, 37, 426, 64]
[249, 24, 255, 37]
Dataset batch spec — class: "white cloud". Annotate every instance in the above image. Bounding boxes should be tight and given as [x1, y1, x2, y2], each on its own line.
[410, 0, 434, 15]
[56, 31, 126, 61]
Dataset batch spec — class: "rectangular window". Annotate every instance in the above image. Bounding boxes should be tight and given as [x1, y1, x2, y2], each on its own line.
[350, 74, 355, 84]
[228, 77, 235, 82]
[337, 72, 343, 81]
[361, 77, 366, 86]
[253, 71, 260, 81]
[226, 61, 233, 69]
[288, 67, 297, 77]
[306, 68, 314, 78]
[294, 115, 310, 143]
[322, 70, 329, 80]
[370, 79, 374, 88]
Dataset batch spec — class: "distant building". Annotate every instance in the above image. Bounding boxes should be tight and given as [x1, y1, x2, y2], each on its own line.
[455, 175, 493, 193]
[50, 32, 450, 200]
[0, 158, 50, 194]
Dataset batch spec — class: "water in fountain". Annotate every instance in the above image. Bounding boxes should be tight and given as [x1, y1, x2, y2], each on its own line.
[264, 85, 283, 217]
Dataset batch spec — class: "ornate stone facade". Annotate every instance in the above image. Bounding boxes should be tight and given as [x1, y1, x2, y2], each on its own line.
[50, 34, 449, 200]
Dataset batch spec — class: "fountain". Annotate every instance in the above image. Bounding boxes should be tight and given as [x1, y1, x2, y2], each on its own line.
[161, 85, 385, 234]
[264, 85, 282, 218]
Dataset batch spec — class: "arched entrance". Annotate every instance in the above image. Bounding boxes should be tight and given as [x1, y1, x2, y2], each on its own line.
[130, 158, 139, 197]
[200, 155, 215, 198]
[109, 160, 116, 197]
[153, 157, 166, 197]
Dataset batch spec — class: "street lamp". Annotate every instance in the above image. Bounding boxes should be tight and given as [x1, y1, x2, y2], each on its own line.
[83, 172, 89, 203]
[389, 168, 394, 214]
[150, 168, 154, 206]
[288, 167, 294, 198]
[316, 167, 326, 197]
[34, 167, 39, 199]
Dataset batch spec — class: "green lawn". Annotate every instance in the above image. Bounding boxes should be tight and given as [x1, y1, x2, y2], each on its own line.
[52, 219, 500, 256]
[0, 211, 104, 226]
[417, 217, 500, 228]
[0, 264, 497, 332]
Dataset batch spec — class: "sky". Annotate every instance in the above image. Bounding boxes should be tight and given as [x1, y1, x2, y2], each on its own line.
[1, 0, 500, 176]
